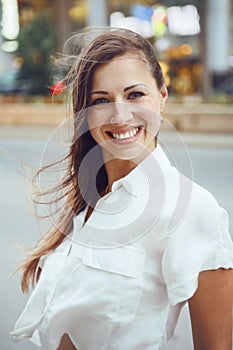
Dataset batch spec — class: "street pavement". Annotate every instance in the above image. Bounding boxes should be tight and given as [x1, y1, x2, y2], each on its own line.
[0, 125, 232, 350]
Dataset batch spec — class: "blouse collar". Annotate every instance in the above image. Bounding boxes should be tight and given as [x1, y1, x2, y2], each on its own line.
[111, 145, 171, 197]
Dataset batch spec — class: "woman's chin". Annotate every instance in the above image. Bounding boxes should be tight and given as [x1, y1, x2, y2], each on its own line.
[102, 141, 154, 162]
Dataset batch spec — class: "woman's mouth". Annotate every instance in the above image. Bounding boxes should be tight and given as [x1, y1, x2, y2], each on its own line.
[106, 126, 142, 143]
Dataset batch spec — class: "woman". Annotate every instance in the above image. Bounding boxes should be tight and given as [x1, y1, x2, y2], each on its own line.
[12, 28, 233, 350]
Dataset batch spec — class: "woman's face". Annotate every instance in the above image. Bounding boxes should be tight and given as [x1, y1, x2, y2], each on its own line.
[87, 53, 167, 161]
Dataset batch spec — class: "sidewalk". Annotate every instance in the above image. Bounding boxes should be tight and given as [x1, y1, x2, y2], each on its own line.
[0, 102, 233, 133]
[0, 125, 232, 149]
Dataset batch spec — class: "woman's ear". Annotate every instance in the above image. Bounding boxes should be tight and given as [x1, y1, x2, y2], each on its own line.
[159, 86, 168, 113]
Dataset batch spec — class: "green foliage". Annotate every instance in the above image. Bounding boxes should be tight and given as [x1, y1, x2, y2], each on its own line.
[159, 0, 200, 6]
[17, 11, 57, 95]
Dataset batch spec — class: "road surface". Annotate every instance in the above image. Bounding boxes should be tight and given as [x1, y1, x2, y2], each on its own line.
[0, 125, 232, 350]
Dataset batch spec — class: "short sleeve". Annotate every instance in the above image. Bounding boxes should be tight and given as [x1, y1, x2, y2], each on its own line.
[162, 186, 233, 305]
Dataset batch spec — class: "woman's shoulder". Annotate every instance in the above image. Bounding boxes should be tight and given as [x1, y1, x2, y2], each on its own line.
[166, 173, 229, 241]
[164, 168, 222, 234]
[188, 180, 228, 231]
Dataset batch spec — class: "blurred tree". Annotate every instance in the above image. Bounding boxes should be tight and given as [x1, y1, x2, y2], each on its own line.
[159, 0, 200, 5]
[17, 10, 57, 95]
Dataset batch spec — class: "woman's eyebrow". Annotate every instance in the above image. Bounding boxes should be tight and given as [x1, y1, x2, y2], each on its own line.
[91, 84, 148, 95]
[90, 90, 108, 95]
[124, 83, 148, 92]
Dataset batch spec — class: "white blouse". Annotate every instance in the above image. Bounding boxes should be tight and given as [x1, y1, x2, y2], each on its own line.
[11, 145, 233, 350]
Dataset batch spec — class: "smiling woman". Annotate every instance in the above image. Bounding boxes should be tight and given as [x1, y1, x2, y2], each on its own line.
[87, 54, 167, 161]
[11, 28, 233, 350]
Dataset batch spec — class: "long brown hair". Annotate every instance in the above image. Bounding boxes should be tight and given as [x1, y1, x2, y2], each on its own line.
[21, 27, 165, 292]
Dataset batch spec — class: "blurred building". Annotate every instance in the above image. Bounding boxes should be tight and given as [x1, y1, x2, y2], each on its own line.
[0, 0, 233, 98]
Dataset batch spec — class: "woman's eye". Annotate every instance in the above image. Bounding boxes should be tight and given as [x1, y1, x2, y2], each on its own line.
[128, 91, 144, 100]
[91, 97, 109, 106]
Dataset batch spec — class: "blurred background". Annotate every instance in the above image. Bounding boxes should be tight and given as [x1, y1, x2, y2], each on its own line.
[0, 1, 233, 349]
[0, 0, 232, 130]
[0, 0, 233, 100]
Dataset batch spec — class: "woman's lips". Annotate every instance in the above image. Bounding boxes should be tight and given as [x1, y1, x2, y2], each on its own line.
[106, 126, 143, 144]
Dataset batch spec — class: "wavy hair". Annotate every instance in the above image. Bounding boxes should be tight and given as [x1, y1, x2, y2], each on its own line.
[20, 27, 165, 292]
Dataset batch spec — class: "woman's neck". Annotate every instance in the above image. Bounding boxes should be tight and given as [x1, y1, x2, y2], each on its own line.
[103, 147, 155, 190]
[104, 158, 136, 189]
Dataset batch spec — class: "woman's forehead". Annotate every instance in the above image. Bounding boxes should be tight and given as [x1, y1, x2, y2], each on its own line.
[95, 55, 147, 73]
[94, 52, 149, 72]
[90, 54, 155, 91]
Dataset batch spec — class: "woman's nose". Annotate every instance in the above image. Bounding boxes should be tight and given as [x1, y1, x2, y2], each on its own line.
[110, 102, 133, 124]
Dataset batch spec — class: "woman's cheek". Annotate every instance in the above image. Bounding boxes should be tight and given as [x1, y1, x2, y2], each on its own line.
[87, 106, 110, 129]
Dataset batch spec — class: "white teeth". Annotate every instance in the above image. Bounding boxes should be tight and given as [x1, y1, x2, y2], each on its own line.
[111, 128, 139, 140]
